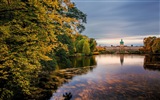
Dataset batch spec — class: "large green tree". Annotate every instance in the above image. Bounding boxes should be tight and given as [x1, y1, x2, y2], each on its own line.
[0, 0, 87, 99]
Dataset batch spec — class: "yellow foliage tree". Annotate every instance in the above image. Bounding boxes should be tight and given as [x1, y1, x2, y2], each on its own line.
[0, 0, 86, 99]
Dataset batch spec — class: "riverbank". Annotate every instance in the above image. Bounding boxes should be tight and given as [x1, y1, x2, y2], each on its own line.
[96, 46, 143, 54]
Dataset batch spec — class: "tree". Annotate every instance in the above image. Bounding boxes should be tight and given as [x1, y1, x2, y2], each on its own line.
[57, 33, 75, 55]
[142, 36, 160, 54]
[143, 37, 156, 53]
[152, 38, 160, 53]
[76, 39, 85, 53]
[66, 6, 87, 33]
[82, 40, 91, 55]
[89, 38, 97, 52]
[0, 0, 87, 99]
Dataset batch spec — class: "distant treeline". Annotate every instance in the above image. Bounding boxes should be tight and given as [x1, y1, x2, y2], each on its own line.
[96, 36, 160, 54]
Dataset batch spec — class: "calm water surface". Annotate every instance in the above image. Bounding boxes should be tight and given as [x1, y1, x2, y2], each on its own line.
[50, 54, 160, 100]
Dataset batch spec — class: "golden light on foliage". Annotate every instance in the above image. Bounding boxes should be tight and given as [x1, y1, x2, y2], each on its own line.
[142, 37, 160, 53]
[0, 0, 97, 99]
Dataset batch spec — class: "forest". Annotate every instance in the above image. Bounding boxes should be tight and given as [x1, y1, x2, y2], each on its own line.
[0, 0, 97, 99]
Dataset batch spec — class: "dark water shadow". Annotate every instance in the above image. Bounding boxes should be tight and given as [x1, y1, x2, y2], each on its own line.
[69, 56, 97, 68]
[143, 55, 160, 71]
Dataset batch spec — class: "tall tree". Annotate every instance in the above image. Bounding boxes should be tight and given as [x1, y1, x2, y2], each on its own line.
[0, 0, 87, 99]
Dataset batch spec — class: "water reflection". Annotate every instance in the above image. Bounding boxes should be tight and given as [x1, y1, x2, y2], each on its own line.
[0, 55, 97, 100]
[1, 54, 160, 99]
[51, 54, 160, 100]
[144, 55, 160, 71]
[69, 56, 97, 68]
[120, 54, 124, 66]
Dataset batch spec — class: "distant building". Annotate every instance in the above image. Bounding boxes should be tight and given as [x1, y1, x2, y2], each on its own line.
[120, 39, 124, 53]
[105, 39, 142, 54]
[120, 39, 124, 47]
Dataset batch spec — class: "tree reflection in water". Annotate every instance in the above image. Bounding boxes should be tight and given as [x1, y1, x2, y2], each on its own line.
[0, 56, 97, 100]
[69, 56, 97, 68]
[144, 55, 160, 71]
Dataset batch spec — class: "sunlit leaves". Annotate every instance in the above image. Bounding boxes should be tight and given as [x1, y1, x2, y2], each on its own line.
[0, 0, 89, 99]
[143, 37, 160, 53]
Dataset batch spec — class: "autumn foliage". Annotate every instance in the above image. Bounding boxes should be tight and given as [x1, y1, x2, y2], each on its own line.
[0, 0, 96, 99]
[141, 37, 160, 54]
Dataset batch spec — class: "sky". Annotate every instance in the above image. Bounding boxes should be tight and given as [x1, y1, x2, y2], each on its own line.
[71, 0, 160, 46]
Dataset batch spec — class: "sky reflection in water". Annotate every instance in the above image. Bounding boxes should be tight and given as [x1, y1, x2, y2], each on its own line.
[50, 54, 160, 100]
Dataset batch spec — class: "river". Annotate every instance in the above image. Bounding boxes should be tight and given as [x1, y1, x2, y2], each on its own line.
[50, 54, 160, 100]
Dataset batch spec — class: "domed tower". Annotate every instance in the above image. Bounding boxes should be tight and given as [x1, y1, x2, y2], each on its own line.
[120, 39, 124, 47]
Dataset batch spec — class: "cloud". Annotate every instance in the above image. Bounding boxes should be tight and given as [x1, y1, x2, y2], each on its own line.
[72, 0, 160, 45]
